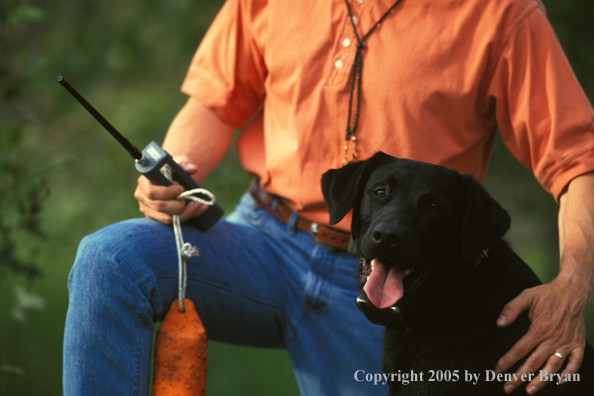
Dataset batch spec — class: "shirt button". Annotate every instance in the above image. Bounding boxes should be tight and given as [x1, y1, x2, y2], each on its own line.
[342, 38, 351, 47]
[351, 16, 359, 25]
[356, 0, 364, 3]
[335, 59, 344, 69]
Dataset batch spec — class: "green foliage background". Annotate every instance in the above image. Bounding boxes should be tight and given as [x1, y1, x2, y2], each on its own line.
[0, 0, 592, 395]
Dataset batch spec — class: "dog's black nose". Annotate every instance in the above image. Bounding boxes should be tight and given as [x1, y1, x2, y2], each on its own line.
[371, 223, 403, 249]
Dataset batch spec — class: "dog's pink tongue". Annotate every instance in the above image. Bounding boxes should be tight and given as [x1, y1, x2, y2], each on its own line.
[364, 259, 404, 309]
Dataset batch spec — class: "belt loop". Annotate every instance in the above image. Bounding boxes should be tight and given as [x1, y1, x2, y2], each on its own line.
[287, 212, 299, 235]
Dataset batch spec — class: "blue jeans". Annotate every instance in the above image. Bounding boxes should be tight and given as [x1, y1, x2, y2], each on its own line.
[63, 193, 386, 395]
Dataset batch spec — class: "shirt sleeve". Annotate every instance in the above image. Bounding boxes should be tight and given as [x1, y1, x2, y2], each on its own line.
[487, 4, 594, 201]
[181, 0, 268, 129]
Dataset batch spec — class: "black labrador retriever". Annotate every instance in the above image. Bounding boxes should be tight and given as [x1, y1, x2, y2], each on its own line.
[321, 152, 594, 395]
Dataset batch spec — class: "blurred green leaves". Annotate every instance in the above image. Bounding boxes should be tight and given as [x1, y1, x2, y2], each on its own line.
[0, 1, 49, 285]
[3, 2, 44, 28]
[0, 364, 26, 377]
[0, 165, 49, 283]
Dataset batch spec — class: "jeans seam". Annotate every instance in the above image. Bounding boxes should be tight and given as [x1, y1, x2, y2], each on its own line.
[133, 298, 150, 396]
[302, 247, 336, 314]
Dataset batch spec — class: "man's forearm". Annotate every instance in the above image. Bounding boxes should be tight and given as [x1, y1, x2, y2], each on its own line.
[162, 97, 235, 183]
[558, 171, 594, 301]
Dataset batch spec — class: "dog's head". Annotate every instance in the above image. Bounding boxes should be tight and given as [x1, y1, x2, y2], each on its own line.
[321, 152, 510, 328]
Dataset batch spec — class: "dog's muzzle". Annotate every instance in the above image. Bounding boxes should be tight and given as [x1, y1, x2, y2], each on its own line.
[356, 290, 410, 332]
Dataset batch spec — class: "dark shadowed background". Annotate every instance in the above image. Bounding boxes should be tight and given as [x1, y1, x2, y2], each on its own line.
[1, 0, 593, 394]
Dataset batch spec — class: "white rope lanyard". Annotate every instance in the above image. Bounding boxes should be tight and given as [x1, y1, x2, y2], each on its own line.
[173, 188, 216, 312]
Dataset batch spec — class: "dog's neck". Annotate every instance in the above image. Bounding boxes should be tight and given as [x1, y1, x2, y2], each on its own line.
[397, 250, 496, 330]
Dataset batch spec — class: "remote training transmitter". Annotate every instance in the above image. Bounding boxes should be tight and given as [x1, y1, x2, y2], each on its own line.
[57, 75, 224, 231]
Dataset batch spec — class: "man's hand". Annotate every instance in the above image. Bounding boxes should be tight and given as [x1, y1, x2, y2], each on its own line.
[495, 271, 590, 394]
[134, 158, 209, 225]
[136, 97, 235, 225]
[494, 172, 594, 394]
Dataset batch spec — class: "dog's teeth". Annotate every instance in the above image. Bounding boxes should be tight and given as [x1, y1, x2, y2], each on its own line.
[404, 269, 411, 277]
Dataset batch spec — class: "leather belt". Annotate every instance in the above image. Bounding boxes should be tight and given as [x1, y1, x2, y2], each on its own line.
[249, 180, 352, 251]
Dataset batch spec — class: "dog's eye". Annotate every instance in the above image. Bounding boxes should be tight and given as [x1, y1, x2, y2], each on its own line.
[374, 189, 387, 197]
[418, 194, 441, 214]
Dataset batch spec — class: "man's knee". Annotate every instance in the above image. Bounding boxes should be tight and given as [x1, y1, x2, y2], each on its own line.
[69, 219, 169, 292]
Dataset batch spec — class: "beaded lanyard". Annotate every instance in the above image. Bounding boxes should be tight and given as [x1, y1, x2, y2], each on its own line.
[343, 0, 404, 164]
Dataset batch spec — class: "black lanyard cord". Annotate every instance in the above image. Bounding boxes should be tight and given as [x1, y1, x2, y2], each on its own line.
[344, 0, 404, 145]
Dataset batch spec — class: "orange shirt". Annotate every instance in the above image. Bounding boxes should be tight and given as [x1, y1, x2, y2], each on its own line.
[182, 0, 594, 232]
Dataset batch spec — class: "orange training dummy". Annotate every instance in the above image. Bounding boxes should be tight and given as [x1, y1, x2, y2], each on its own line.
[153, 298, 207, 395]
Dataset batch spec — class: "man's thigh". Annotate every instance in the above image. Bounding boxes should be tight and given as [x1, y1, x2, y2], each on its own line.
[152, 200, 292, 348]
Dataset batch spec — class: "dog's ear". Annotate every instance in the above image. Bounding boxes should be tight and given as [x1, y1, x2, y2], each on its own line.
[321, 152, 392, 225]
[460, 174, 511, 263]
[321, 161, 367, 225]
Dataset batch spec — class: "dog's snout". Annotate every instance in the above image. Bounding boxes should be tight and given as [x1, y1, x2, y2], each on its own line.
[371, 223, 403, 249]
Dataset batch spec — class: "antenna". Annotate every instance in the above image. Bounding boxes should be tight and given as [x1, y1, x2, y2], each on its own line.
[57, 76, 145, 162]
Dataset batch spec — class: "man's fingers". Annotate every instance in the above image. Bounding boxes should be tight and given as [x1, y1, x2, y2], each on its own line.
[496, 311, 561, 374]
[502, 347, 566, 394]
[178, 161, 198, 175]
[519, 348, 584, 394]
[497, 324, 586, 394]
[137, 175, 184, 200]
[496, 290, 535, 381]
[178, 201, 210, 222]
[559, 348, 584, 384]
[143, 210, 175, 225]
[171, 155, 198, 175]
[496, 333, 539, 375]
[133, 163, 207, 225]
[135, 176, 187, 224]
[497, 289, 532, 328]
[135, 189, 186, 215]
[494, 279, 589, 394]
[138, 201, 208, 225]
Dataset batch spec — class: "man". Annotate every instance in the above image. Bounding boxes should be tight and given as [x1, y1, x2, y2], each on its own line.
[64, 0, 594, 395]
